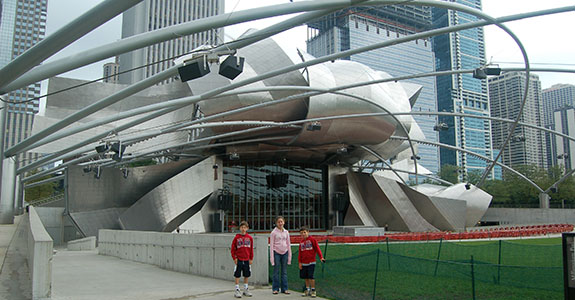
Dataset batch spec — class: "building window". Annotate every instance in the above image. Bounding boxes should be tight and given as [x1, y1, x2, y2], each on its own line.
[222, 160, 326, 231]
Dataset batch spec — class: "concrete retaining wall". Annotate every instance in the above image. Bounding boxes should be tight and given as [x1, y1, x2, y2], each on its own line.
[34, 207, 83, 245]
[481, 207, 575, 225]
[98, 230, 268, 285]
[67, 236, 96, 251]
[28, 206, 53, 299]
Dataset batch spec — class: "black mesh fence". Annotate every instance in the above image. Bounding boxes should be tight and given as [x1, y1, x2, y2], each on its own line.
[270, 238, 564, 300]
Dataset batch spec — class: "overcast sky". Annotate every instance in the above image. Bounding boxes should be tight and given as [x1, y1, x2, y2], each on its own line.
[44, 0, 574, 89]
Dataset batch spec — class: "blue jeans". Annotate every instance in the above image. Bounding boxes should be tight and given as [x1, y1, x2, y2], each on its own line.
[272, 251, 288, 292]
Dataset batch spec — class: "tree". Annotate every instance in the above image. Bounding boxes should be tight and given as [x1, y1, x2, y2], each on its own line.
[437, 164, 461, 184]
[24, 170, 58, 204]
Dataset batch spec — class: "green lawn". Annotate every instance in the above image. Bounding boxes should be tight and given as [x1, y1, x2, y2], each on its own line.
[273, 238, 564, 300]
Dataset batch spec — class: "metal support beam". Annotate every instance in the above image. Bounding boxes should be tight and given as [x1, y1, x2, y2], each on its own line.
[24, 175, 65, 189]
[5, 65, 179, 157]
[0, 0, 356, 93]
[0, 0, 144, 90]
[12, 5, 569, 161]
[389, 136, 545, 193]
[0, 157, 17, 224]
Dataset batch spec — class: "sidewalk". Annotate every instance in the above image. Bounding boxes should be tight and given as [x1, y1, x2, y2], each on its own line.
[52, 249, 326, 300]
[0, 216, 32, 300]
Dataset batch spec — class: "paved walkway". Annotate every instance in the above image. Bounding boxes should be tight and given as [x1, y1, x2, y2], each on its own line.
[52, 249, 325, 300]
[0, 216, 32, 299]
[1, 219, 326, 300]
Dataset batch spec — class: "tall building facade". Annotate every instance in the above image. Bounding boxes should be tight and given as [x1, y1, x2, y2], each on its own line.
[306, 6, 440, 175]
[552, 107, 575, 172]
[118, 0, 224, 84]
[102, 57, 120, 84]
[0, 0, 47, 167]
[432, 0, 497, 179]
[542, 84, 575, 168]
[488, 72, 547, 170]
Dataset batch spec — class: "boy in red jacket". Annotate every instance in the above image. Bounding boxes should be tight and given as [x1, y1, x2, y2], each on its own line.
[298, 226, 325, 298]
[231, 221, 254, 298]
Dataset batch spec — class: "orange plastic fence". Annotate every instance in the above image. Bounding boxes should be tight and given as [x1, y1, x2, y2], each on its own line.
[286, 223, 574, 244]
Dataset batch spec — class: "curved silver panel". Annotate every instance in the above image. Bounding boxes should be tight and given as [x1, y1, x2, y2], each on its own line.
[67, 159, 201, 212]
[118, 156, 222, 232]
[182, 37, 417, 154]
[185, 38, 309, 132]
[429, 183, 492, 227]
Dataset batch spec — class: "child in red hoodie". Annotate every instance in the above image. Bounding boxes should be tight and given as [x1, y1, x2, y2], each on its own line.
[298, 226, 325, 298]
[231, 221, 254, 298]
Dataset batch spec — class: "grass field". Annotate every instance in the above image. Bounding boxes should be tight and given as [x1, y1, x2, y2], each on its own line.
[274, 237, 564, 300]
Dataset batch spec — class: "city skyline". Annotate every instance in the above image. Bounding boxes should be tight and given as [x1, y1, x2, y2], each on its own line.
[39, 0, 574, 90]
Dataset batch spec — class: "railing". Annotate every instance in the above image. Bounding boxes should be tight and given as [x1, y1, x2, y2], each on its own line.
[27, 192, 64, 207]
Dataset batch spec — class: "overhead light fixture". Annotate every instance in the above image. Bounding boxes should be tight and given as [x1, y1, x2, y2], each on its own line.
[122, 168, 129, 179]
[111, 141, 126, 162]
[94, 166, 101, 179]
[472, 68, 487, 79]
[229, 152, 240, 160]
[218, 55, 244, 80]
[473, 66, 502, 79]
[83, 166, 92, 173]
[178, 59, 210, 82]
[512, 135, 526, 142]
[306, 121, 322, 131]
[433, 123, 449, 131]
[484, 67, 502, 76]
[337, 147, 348, 155]
[95, 144, 109, 153]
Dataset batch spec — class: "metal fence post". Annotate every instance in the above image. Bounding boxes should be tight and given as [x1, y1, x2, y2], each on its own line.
[497, 239, 502, 284]
[322, 238, 329, 277]
[372, 249, 381, 300]
[434, 238, 443, 276]
[471, 255, 476, 300]
[386, 237, 390, 270]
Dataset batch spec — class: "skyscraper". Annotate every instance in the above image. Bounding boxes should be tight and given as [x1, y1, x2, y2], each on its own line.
[0, 0, 47, 167]
[306, 6, 440, 175]
[542, 84, 575, 127]
[118, 0, 224, 84]
[542, 84, 575, 169]
[103, 57, 120, 84]
[488, 71, 547, 170]
[432, 0, 496, 179]
[552, 107, 575, 172]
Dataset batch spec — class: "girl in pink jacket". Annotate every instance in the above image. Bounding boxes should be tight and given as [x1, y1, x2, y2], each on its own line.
[270, 216, 292, 294]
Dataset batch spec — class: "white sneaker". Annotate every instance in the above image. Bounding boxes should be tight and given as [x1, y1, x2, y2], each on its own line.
[243, 288, 253, 297]
[234, 289, 242, 298]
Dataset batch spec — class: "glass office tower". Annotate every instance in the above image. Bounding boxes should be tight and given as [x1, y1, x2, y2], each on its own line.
[432, 0, 496, 179]
[0, 0, 47, 167]
[307, 6, 440, 175]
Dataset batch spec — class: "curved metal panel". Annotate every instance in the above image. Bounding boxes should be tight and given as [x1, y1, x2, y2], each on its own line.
[67, 159, 200, 212]
[434, 183, 492, 227]
[370, 173, 438, 232]
[400, 184, 466, 231]
[294, 61, 412, 146]
[118, 156, 222, 231]
[186, 38, 309, 131]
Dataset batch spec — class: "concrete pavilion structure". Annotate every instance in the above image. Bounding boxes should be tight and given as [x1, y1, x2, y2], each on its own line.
[32, 37, 491, 238]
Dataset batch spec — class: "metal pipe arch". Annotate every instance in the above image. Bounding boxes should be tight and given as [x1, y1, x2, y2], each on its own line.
[11, 3, 567, 157]
[16, 5, 574, 181]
